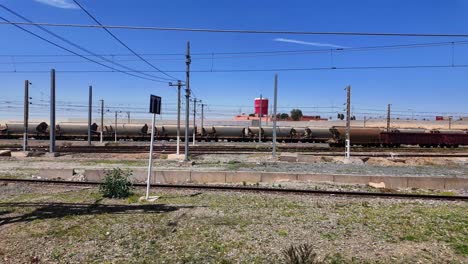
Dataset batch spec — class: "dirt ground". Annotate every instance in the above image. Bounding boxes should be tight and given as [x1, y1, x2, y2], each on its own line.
[0, 183, 466, 263]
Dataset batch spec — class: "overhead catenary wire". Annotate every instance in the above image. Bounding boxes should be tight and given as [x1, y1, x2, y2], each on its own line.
[71, 0, 178, 81]
[2, 21, 468, 38]
[0, 4, 170, 82]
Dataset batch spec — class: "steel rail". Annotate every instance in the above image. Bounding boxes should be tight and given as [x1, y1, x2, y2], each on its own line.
[0, 178, 466, 201]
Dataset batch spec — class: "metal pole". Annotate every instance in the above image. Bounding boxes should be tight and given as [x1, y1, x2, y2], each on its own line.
[259, 94, 262, 143]
[177, 81, 181, 156]
[272, 74, 278, 158]
[345, 85, 351, 159]
[50, 69, 56, 153]
[100, 99, 104, 143]
[88, 85, 92, 145]
[201, 103, 204, 133]
[193, 97, 197, 146]
[387, 104, 391, 132]
[363, 116, 367, 127]
[127, 112, 130, 124]
[23, 80, 29, 152]
[114, 111, 117, 142]
[185, 41, 191, 161]
[146, 113, 156, 199]
[449, 116, 452, 129]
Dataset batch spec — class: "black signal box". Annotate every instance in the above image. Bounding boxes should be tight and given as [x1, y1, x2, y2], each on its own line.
[149, 95, 161, 114]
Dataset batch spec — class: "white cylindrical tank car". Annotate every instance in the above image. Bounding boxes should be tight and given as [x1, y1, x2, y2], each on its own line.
[5, 122, 49, 135]
[56, 123, 98, 139]
[211, 126, 245, 141]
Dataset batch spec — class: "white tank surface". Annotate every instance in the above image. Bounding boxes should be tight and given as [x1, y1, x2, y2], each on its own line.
[431, 129, 467, 134]
[212, 126, 245, 137]
[391, 128, 429, 134]
[56, 123, 98, 135]
[6, 122, 48, 134]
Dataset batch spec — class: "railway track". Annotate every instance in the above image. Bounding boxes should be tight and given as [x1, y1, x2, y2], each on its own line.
[0, 178, 466, 201]
[1, 144, 468, 157]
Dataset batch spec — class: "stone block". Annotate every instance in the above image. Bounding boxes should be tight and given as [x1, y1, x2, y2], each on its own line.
[37, 169, 74, 180]
[297, 173, 334, 183]
[407, 177, 445, 190]
[225, 171, 261, 183]
[152, 170, 191, 184]
[191, 171, 226, 183]
[83, 169, 106, 182]
[261, 172, 298, 183]
[333, 175, 371, 185]
[444, 177, 468, 190]
[279, 153, 298, 162]
[0, 150, 11, 156]
[11, 151, 33, 158]
[370, 176, 408, 189]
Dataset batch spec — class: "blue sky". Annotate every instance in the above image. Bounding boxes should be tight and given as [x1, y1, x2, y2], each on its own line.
[0, 0, 468, 121]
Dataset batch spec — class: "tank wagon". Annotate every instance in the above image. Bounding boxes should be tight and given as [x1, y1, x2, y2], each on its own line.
[202, 126, 246, 142]
[154, 125, 195, 141]
[104, 124, 148, 141]
[329, 127, 383, 147]
[0, 122, 49, 139]
[56, 123, 98, 140]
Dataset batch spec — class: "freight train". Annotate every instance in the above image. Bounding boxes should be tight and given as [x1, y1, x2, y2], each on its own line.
[1, 122, 467, 147]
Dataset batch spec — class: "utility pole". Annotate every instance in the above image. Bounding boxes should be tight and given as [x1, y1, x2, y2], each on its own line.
[23, 80, 30, 152]
[88, 85, 92, 146]
[363, 116, 367, 127]
[345, 85, 351, 160]
[259, 94, 262, 143]
[114, 111, 118, 142]
[100, 99, 104, 143]
[185, 41, 191, 161]
[193, 97, 197, 146]
[50, 69, 56, 154]
[387, 104, 391, 132]
[272, 74, 278, 158]
[449, 116, 453, 129]
[169, 80, 185, 156]
[127, 111, 130, 124]
[201, 103, 205, 132]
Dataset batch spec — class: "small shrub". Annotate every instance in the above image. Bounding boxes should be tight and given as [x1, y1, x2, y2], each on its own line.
[282, 244, 320, 264]
[99, 168, 134, 198]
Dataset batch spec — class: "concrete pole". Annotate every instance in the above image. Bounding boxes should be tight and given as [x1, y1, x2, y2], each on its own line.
[449, 116, 452, 129]
[100, 99, 104, 143]
[193, 98, 197, 146]
[146, 113, 156, 199]
[345, 85, 351, 159]
[201, 103, 204, 133]
[50, 69, 56, 153]
[23, 80, 29, 152]
[259, 94, 262, 143]
[127, 112, 130, 124]
[114, 111, 118, 142]
[177, 81, 181, 155]
[185, 41, 191, 161]
[272, 74, 278, 158]
[88, 85, 92, 145]
[387, 104, 391, 132]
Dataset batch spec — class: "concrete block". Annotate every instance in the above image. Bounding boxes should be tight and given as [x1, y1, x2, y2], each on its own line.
[225, 171, 261, 183]
[279, 153, 297, 162]
[407, 177, 445, 190]
[37, 169, 74, 180]
[444, 177, 468, 190]
[261, 172, 298, 183]
[44, 152, 60, 158]
[191, 171, 226, 183]
[166, 154, 183, 160]
[370, 176, 408, 189]
[152, 170, 191, 184]
[83, 169, 106, 182]
[297, 155, 323, 163]
[11, 151, 33, 158]
[130, 169, 148, 184]
[333, 175, 371, 185]
[297, 173, 334, 183]
[0, 150, 11, 156]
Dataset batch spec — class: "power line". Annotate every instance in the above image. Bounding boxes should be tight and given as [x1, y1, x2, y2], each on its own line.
[71, 0, 178, 81]
[2, 64, 468, 73]
[0, 4, 170, 82]
[2, 21, 468, 37]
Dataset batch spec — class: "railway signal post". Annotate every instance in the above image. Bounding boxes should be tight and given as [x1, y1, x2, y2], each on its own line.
[146, 95, 162, 201]
[88, 86, 92, 146]
[100, 99, 104, 143]
[50, 69, 56, 154]
[169, 80, 185, 156]
[259, 94, 263, 143]
[185, 41, 191, 161]
[23, 80, 30, 152]
[345, 85, 351, 160]
[272, 74, 278, 158]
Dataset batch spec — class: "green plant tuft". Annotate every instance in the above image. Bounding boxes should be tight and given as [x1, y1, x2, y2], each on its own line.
[99, 168, 134, 199]
[282, 243, 320, 264]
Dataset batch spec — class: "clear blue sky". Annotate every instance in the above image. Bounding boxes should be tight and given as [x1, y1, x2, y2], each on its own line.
[0, 0, 467, 121]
